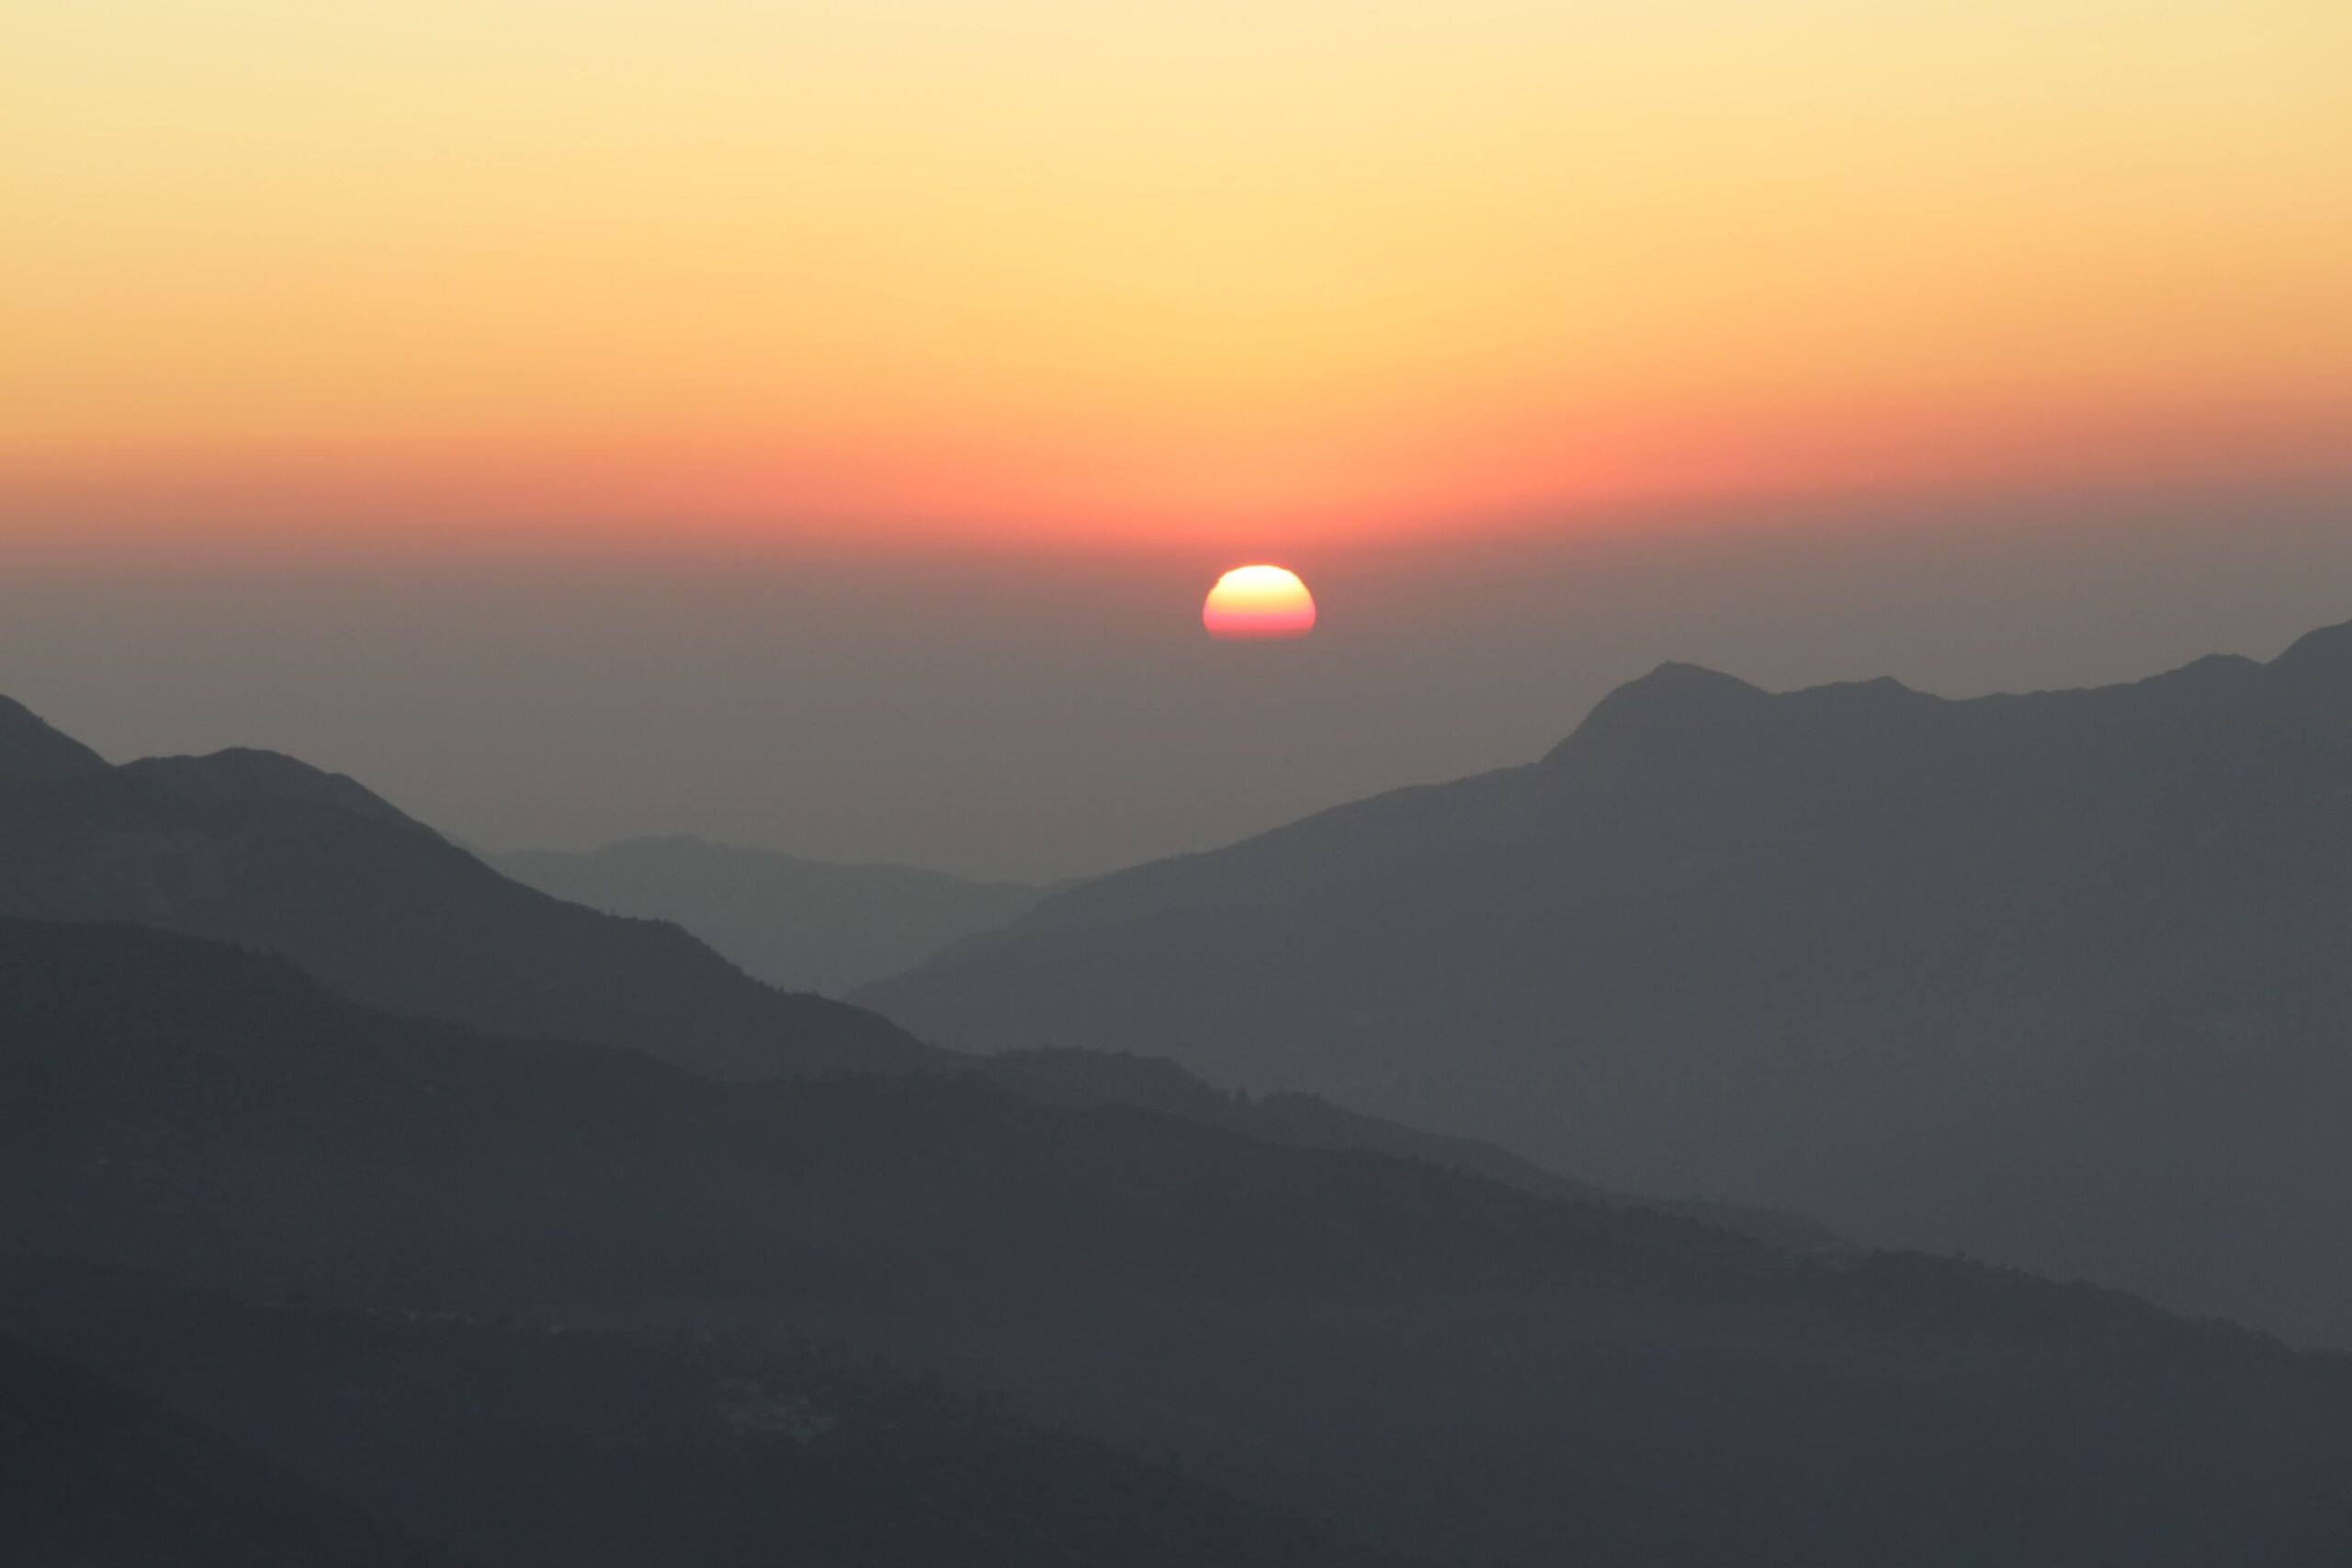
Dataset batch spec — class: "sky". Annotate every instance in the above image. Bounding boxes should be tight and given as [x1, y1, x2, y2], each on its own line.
[3, 2, 2349, 875]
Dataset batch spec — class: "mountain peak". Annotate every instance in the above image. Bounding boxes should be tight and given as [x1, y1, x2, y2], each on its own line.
[1542, 660, 1768, 767]
[1593, 660, 1772, 721]
[2269, 615, 2352, 676]
[116, 748, 427, 831]
[0, 696, 108, 780]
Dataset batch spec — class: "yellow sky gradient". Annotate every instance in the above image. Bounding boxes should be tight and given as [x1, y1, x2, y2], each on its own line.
[5, 0, 2348, 554]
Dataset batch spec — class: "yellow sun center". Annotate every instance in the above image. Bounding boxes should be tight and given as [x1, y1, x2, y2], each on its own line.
[1204, 565, 1316, 640]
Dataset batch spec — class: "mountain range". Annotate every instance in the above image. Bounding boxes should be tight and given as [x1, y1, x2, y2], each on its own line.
[494, 834, 1046, 996]
[0, 1323, 445, 1568]
[15, 617, 2352, 1563]
[0, 1253, 1407, 1568]
[6, 915, 2350, 1565]
[858, 618, 2352, 1344]
[0, 692, 1830, 1251]
[0, 696, 931, 1080]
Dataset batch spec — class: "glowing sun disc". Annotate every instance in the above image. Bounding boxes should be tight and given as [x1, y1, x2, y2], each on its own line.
[1204, 565, 1316, 640]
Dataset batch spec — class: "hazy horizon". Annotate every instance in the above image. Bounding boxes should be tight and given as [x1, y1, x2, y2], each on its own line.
[11, 5, 2352, 1558]
[12, 0, 2349, 882]
[3, 487, 2346, 881]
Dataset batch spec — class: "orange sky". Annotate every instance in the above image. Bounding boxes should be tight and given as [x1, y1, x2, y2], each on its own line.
[5, 0, 2349, 558]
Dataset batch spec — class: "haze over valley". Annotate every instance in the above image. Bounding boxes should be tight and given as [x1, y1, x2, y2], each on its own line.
[8, 0, 2351, 1559]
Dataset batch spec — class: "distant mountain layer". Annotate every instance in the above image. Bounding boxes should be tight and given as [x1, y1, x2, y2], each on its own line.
[7, 917, 2350, 1566]
[0, 704, 936, 1080]
[858, 617, 2352, 1345]
[0, 1325, 439, 1568]
[0, 695, 1844, 1248]
[496, 835, 1045, 996]
[489, 847, 1843, 1244]
[978, 1046, 1849, 1255]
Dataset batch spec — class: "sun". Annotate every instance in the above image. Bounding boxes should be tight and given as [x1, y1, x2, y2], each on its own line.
[1203, 565, 1316, 640]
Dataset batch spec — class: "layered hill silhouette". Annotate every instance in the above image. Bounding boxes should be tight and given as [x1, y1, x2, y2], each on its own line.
[496, 834, 1046, 995]
[491, 831, 1843, 1241]
[978, 1045, 1849, 1254]
[0, 695, 109, 780]
[0, 699, 933, 1079]
[6, 917, 2350, 1566]
[858, 618, 2352, 1343]
[0, 692, 1838, 1251]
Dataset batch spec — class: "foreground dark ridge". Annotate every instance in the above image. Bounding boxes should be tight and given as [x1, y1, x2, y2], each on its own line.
[5, 917, 2348, 1566]
[0, 1323, 445, 1568]
[857, 616, 2352, 1343]
[0, 1255, 1412, 1568]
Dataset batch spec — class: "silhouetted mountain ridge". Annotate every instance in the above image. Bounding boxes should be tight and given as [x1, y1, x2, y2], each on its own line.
[0, 1255, 1411, 1568]
[860, 614, 2352, 1344]
[0, 708, 938, 1080]
[0, 1325, 440, 1567]
[0, 701, 1857, 1247]
[495, 833, 1045, 995]
[0, 695, 107, 780]
[978, 1046, 1849, 1255]
[2275, 614, 2352, 671]
[6, 915, 2351, 1565]
[1541, 659, 1775, 763]
[119, 748, 430, 832]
